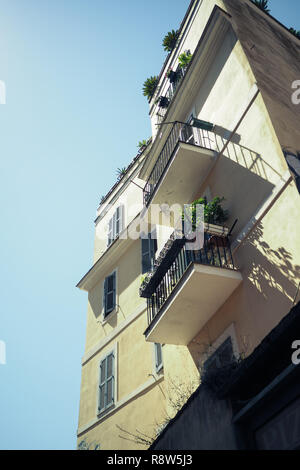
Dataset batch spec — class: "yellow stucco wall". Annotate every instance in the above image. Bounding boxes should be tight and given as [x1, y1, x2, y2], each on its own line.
[77, 0, 300, 450]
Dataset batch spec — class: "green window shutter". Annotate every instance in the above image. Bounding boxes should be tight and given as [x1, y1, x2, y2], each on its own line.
[106, 352, 115, 407]
[98, 352, 115, 413]
[104, 272, 116, 317]
[103, 277, 108, 314]
[141, 232, 157, 274]
[141, 236, 151, 274]
[99, 357, 107, 412]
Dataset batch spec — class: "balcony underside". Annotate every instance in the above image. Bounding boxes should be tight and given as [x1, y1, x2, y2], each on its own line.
[148, 142, 216, 210]
[144, 263, 242, 346]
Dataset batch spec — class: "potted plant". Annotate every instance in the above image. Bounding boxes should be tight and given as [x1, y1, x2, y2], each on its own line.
[178, 50, 192, 70]
[162, 29, 180, 52]
[166, 69, 178, 84]
[142, 76, 159, 101]
[182, 197, 229, 234]
[158, 95, 169, 109]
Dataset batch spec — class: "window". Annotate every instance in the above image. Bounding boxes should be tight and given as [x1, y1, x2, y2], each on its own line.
[204, 336, 235, 373]
[103, 271, 116, 317]
[154, 343, 163, 373]
[141, 232, 157, 274]
[108, 205, 124, 247]
[98, 351, 115, 414]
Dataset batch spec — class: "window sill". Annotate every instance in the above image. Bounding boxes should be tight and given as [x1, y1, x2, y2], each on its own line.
[100, 307, 118, 326]
[97, 403, 115, 419]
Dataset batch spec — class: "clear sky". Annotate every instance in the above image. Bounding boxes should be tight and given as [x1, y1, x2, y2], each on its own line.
[0, 0, 299, 450]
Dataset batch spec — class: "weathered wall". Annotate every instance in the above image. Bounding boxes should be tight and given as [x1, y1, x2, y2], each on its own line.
[152, 385, 237, 450]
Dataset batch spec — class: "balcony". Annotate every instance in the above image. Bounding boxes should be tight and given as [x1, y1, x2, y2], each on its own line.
[143, 122, 218, 208]
[156, 66, 186, 124]
[141, 228, 242, 345]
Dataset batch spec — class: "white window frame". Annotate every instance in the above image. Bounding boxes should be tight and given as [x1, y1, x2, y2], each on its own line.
[153, 343, 164, 375]
[101, 268, 118, 324]
[97, 343, 118, 417]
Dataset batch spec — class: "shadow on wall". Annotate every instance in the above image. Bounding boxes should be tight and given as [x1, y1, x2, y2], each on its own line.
[187, 221, 300, 367]
[241, 222, 300, 308]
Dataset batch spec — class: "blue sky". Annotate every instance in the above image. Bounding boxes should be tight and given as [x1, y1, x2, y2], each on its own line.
[0, 0, 299, 450]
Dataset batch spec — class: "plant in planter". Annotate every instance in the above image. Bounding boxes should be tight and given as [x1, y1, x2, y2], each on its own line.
[162, 29, 180, 52]
[138, 139, 148, 150]
[166, 69, 178, 84]
[178, 50, 192, 69]
[116, 167, 127, 180]
[182, 197, 229, 230]
[289, 27, 300, 39]
[158, 95, 169, 109]
[252, 0, 270, 13]
[142, 76, 159, 101]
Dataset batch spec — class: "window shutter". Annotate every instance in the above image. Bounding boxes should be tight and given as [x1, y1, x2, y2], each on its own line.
[98, 352, 115, 413]
[107, 217, 113, 247]
[99, 357, 106, 412]
[150, 234, 157, 268]
[106, 352, 115, 406]
[116, 205, 124, 236]
[141, 232, 157, 274]
[104, 272, 116, 317]
[141, 237, 151, 274]
[112, 211, 117, 241]
[103, 277, 108, 313]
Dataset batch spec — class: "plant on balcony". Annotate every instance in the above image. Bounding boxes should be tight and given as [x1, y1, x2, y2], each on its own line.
[116, 167, 127, 180]
[178, 50, 192, 69]
[138, 139, 148, 150]
[162, 29, 180, 52]
[142, 76, 159, 101]
[183, 196, 229, 230]
[289, 27, 300, 39]
[166, 69, 178, 84]
[158, 95, 169, 109]
[251, 0, 270, 13]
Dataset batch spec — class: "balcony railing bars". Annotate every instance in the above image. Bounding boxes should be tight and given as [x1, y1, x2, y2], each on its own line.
[144, 121, 218, 205]
[146, 232, 234, 326]
[156, 66, 185, 124]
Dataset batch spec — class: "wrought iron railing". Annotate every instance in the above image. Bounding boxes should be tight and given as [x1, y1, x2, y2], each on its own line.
[144, 232, 234, 327]
[156, 66, 186, 123]
[143, 122, 218, 205]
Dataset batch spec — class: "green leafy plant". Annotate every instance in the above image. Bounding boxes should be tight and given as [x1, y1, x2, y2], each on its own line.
[183, 196, 229, 229]
[178, 51, 192, 69]
[252, 0, 270, 13]
[142, 76, 159, 101]
[116, 167, 127, 180]
[289, 27, 300, 39]
[138, 140, 148, 149]
[162, 29, 180, 52]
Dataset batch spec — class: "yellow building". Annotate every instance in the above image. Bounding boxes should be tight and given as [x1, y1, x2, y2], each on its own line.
[76, 0, 300, 450]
